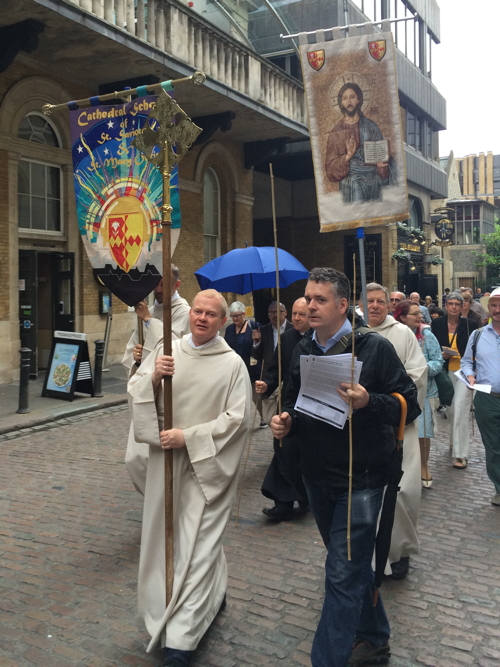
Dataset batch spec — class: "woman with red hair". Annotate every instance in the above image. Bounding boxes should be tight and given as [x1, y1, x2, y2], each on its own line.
[394, 300, 444, 487]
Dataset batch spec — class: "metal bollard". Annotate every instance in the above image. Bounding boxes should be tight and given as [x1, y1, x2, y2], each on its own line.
[94, 339, 105, 397]
[17, 348, 31, 414]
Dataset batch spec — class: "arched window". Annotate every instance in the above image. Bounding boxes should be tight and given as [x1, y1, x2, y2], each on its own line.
[203, 168, 221, 263]
[18, 112, 60, 147]
[17, 113, 61, 232]
[407, 197, 423, 230]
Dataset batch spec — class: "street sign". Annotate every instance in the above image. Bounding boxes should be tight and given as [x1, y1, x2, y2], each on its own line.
[435, 218, 454, 242]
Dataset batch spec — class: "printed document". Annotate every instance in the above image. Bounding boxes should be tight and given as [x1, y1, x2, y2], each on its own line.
[295, 354, 363, 429]
[455, 370, 491, 394]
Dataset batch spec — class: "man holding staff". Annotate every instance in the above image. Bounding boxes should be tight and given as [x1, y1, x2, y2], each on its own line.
[128, 289, 251, 666]
[271, 268, 419, 667]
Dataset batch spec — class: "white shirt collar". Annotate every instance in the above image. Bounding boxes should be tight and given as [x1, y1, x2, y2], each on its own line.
[186, 333, 220, 349]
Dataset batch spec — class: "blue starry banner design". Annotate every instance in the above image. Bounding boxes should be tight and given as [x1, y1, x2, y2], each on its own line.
[70, 95, 181, 305]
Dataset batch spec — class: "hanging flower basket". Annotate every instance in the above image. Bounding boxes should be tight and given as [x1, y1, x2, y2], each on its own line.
[392, 249, 411, 262]
[397, 222, 427, 242]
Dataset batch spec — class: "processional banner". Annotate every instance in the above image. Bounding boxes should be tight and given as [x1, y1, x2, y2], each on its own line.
[299, 30, 408, 232]
[70, 96, 181, 306]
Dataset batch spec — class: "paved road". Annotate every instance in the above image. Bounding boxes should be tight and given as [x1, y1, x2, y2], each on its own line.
[0, 407, 499, 667]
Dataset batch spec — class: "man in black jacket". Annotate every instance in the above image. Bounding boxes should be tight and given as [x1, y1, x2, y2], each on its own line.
[271, 268, 420, 667]
[256, 297, 311, 520]
[252, 301, 293, 424]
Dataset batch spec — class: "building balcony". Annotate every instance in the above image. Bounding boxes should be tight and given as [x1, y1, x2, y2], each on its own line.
[16, 0, 308, 141]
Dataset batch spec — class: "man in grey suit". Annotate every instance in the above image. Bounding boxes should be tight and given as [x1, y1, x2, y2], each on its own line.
[252, 301, 292, 425]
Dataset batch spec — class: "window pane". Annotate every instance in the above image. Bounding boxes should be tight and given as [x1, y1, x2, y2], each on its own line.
[473, 221, 480, 243]
[47, 199, 60, 231]
[456, 205, 463, 221]
[18, 194, 31, 228]
[464, 205, 471, 221]
[457, 222, 464, 244]
[31, 197, 46, 230]
[47, 167, 60, 198]
[464, 221, 472, 244]
[473, 204, 480, 219]
[407, 111, 415, 147]
[18, 161, 30, 194]
[31, 163, 46, 197]
[18, 114, 59, 147]
[415, 118, 421, 152]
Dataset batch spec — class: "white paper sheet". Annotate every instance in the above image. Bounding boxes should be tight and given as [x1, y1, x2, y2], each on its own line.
[295, 354, 363, 429]
[455, 370, 491, 394]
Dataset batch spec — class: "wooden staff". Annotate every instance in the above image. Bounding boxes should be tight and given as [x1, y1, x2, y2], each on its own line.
[347, 253, 356, 561]
[269, 163, 283, 441]
[161, 140, 175, 604]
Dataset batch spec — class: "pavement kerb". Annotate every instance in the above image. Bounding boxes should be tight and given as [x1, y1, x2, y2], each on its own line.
[0, 397, 128, 436]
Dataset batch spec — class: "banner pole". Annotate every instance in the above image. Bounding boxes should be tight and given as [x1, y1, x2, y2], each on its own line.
[357, 227, 368, 319]
[161, 142, 175, 608]
[42, 72, 206, 116]
[269, 163, 283, 443]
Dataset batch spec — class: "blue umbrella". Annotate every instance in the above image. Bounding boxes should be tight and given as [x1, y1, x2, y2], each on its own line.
[194, 246, 309, 294]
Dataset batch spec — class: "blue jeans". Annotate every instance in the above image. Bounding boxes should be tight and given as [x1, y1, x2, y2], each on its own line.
[304, 480, 391, 667]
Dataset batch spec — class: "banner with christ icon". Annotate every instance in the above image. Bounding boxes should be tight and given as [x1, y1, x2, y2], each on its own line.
[299, 30, 408, 232]
[70, 95, 181, 305]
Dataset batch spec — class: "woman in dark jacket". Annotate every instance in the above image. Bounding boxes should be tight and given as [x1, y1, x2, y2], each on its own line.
[224, 301, 260, 374]
[431, 292, 479, 468]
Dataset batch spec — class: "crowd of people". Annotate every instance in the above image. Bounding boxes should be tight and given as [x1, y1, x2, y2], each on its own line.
[119, 264, 500, 667]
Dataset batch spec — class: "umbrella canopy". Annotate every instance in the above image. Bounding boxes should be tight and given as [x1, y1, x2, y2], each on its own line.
[194, 246, 309, 295]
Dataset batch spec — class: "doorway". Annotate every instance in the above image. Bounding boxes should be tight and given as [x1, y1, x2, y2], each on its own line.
[19, 250, 75, 376]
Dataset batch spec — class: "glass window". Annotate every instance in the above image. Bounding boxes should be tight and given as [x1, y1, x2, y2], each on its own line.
[456, 222, 464, 244]
[473, 204, 480, 220]
[18, 160, 61, 232]
[473, 220, 480, 243]
[456, 205, 463, 221]
[407, 110, 415, 147]
[464, 205, 471, 221]
[203, 168, 220, 264]
[464, 221, 472, 244]
[426, 125, 432, 159]
[415, 116, 421, 152]
[18, 113, 60, 147]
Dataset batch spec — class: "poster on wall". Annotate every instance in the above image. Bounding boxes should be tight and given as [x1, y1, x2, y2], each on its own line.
[70, 94, 181, 306]
[299, 30, 409, 232]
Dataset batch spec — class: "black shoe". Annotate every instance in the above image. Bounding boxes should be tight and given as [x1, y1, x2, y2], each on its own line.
[262, 505, 294, 521]
[349, 639, 390, 665]
[297, 501, 309, 511]
[163, 660, 185, 667]
[389, 556, 410, 580]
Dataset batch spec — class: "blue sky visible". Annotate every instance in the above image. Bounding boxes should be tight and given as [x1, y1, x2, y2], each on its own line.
[433, 0, 500, 158]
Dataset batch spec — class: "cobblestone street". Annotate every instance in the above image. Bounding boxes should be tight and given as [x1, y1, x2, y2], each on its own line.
[1, 406, 500, 667]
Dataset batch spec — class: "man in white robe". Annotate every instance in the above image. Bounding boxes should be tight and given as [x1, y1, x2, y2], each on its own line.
[128, 289, 251, 666]
[366, 284, 427, 579]
[122, 264, 190, 495]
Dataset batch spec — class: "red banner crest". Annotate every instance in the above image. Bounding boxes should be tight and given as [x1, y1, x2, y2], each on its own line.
[307, 50, 325, 71]
[368, 40, 386, 61]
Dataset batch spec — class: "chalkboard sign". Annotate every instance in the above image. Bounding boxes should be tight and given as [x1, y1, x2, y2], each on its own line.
[42, 331, 94, 401]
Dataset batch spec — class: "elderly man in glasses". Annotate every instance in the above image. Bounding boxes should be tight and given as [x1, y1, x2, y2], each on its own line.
[389, 291, 406, 315]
